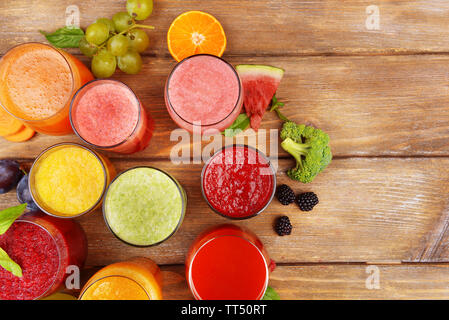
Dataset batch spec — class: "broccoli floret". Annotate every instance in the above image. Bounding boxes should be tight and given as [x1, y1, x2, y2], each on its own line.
[280, 122, 332, 183]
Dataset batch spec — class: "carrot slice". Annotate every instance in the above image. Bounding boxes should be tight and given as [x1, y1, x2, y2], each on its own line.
[0, 106, 23, 136]
[3, 125, 35, 142]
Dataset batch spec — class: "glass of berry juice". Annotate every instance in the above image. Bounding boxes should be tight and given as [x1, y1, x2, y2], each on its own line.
[0, 211, 88, 300]
[0, 42, 93, 135]
[70, 79, 154, 154]
[186, 224, 271, 300]
[201, 145, 276, 219]
[165, 54, 243, 133]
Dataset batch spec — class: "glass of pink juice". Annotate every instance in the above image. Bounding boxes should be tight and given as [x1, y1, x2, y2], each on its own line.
[70, 79, 153, 154]
[201, 145, 276, 219]
[165, 54, 243, 133]
[0, 211, 87, 300]
[186, 224, 271, 300]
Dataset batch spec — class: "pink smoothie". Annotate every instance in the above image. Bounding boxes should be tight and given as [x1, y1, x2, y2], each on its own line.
[166, 55, 242, 131]
[71, 80, 139, 147]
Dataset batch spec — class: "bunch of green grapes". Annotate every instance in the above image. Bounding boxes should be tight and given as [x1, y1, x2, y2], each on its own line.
[79, 0, 154, 78]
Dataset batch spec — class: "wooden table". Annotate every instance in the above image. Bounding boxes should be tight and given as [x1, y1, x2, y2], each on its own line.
[1, 0, 449, 300]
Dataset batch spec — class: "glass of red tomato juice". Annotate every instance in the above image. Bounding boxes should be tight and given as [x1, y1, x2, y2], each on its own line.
[186, 224, 272, 300]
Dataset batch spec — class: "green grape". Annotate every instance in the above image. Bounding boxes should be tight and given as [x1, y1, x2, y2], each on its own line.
[126, 28, 149, 53]
[126, 0, 153, 21]
[96, 18, 115, 35]
[117, 50, 142, 74]
[113, 12, 134, 33]
[78, 36, 98, 57]
[107, 35, 129, 56]
[91, 50, 117, 78]
[85, 22, 109, 45]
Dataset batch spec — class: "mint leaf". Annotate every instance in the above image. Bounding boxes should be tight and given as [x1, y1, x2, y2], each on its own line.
[0, 203, 27, 235]
[222, 114, 251, 137]
[40, 27, 84, 48]
[0, 247, 22, 277]
[262, 286, 280, 300]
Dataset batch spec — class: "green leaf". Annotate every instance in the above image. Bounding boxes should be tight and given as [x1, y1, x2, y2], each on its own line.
[39, 27, 85, 48]
[0, 247, 22, 277]
[222, 113, 251, 137]
[270, 95, 289, 122]
[262, 286, 280, 300]
[0, 203, 27, 235]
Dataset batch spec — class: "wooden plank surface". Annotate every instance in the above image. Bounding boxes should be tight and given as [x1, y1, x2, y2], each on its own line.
[2, 158, 449, 265]
[73, 264, 449, 300]
[3, 1, 449, 55]
[1, 0, 449, 299]
[1, 54, 449, 158]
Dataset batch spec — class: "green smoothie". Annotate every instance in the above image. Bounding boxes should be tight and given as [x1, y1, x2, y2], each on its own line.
[104, 167, 186, 246]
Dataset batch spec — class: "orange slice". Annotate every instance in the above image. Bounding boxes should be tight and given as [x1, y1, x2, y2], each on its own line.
[167, 11, 227, 62]
[0, 106, 23, 136]
[4, 125, 35, 142]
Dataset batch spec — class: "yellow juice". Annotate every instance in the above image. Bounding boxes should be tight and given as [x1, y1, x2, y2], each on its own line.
[29, 143, 114, 218]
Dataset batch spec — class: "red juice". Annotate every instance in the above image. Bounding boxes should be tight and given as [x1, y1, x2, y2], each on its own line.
[70, 79, 153, 154]
[186, 224, 270, 300]
[165, 54, 243, 133]
[0, 211, 87, 300]
[202, 145, 276, 219]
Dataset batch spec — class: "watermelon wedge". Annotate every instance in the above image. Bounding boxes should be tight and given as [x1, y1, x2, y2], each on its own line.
[236, 64, 284, 131]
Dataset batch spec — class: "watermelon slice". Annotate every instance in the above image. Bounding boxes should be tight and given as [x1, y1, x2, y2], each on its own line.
[236, 64, 284, 131]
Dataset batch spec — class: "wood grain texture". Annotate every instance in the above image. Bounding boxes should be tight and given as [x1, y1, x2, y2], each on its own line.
[1, 0, 449, 299]
[1, 54, 449, 158]
[2, 1, 449, 56]
[2, 158, 449, 265]
[71, 264, 449, 300]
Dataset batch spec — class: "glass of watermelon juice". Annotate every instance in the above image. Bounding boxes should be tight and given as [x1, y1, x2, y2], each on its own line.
[70, 79, 154, 154]
[201, 145, 276, 219]
[0, 211, 87, 300]
[165, 54, 243, 133]
[186, 224, 271, 300]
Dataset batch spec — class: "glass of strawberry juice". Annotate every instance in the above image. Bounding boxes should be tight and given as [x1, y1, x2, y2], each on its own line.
[201, 145, 276, 219]
[186, 224, 271, 300]
[0, 211, 87, 300]
[70, 79, 153, 154]
[0, 42, 93, 135]
[165, 54, 243, 133]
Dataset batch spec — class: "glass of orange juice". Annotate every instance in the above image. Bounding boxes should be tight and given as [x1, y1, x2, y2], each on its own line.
[79, 257, 163, 300]
[0, 42, 93, 135]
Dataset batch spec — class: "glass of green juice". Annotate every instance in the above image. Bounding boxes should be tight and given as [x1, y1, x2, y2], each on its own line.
[103, 167, 187, 247]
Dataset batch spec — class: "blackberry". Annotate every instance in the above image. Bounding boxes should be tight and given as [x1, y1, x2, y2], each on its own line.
[276, 184, 295, 205]
[275, 216, 292, 236]
[296, 192, 319, 212]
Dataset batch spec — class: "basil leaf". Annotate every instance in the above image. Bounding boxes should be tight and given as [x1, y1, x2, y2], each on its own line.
[222, 114, 250, 137]
[0, 247, 22, 277]
[262, 286, 280, 300]
[0, 203, 27, 235]
[40, 27, 84, 48]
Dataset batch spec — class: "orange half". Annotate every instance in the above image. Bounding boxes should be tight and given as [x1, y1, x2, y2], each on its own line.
[167, 11, 227, 62]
